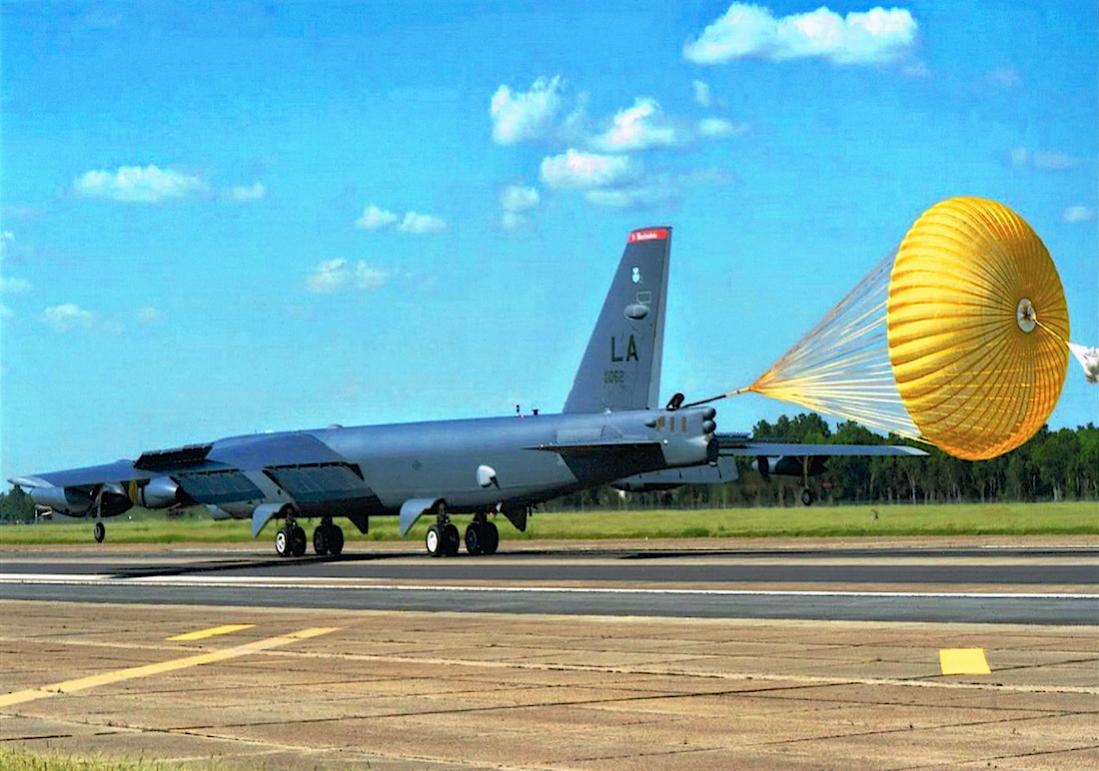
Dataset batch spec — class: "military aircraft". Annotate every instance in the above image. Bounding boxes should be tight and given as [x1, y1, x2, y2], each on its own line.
[9, 227, 924, 557]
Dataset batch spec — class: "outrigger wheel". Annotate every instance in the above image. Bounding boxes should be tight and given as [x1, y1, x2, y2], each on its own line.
[93, 520, 106, 543]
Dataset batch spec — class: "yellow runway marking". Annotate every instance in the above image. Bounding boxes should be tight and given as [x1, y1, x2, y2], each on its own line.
[168, 623, 255, 641]
[939, 648, 991, 675]
[0, 627, 338, 709]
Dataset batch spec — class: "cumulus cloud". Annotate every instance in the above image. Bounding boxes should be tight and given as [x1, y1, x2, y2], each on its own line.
[499, 184, 540, 230]
[539, 149, 637, 190]
[73, 164, 206, 203]
[698, 117, 749, 138]
[490, 75, 563, 144]
[590, 98, 680, 151]
[137, 306, 160, 324]
[307, 259, 389, 293]
[397, 211, 447, 234]
[583, 183, 671, 209]
[41, 303, 96, 331]
[0, 275, 31, 293]
[501, 185, 540, 213]
[692, 80, 712, 107]
[355, 204, 400, 230]
[684, 4, 917, 65]
[228, 182, 266, 202]
[0, 302, 11, 319]
[1062, 206, 1094, 223]
[1009, 147, 1078, 171]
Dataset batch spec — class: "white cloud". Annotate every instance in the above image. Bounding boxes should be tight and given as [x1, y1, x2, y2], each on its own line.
[499, 185, 540, 230]
[228, 182, 266, 202]
[355, 204, 399, 230]
[2, 231, 12, 242]
[489, 75, 563, 144]
[1062, 206, 1094, 223]
[0, 276, 31, 293]
[500, 185, 540, 213]
[73, 164, 206, 203]
[591, 97, 679, 151]
[0, 302, 11, 319]
[692, 80, 712, 107]
[684, 4, 917, 65]
[698, 117, 749, 138]
[42, 303, 96, 331]
[137, 306, 160, 324]
[1009, 147, 1078, 171]
[307, 259, 390, 293]
[540, 149, 637, 189]
[397, 211, 446, 234]
[583, 183, 671, 209]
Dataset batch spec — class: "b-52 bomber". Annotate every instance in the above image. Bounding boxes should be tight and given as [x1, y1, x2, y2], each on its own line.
[10, 227, 924, 557]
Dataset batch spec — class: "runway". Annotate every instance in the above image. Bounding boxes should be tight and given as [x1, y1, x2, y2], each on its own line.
[2, 543, 1097, 624]
[2, 540, 1098, 768]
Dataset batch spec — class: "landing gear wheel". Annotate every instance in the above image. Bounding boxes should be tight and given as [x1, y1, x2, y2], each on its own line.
[290, 525, 307, 556]
[327, 525, 344, 556]
[442, 523, 460, 556]
[464, 523, 483, 555]
[93, 521, 105, 543]
[313, 526, 329, 556]
[275, 528, 290, 557]
[800, 488, 816, 507]
[481, 521, 499, 555]
[426, 525, 443, 557]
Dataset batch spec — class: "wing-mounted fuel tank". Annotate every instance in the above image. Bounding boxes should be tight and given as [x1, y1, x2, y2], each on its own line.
[754, 455, 828, 481]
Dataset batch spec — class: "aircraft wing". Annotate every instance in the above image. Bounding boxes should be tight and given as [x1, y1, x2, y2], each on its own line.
[715, 434, 926, 457]
[9, 431, 376, 512]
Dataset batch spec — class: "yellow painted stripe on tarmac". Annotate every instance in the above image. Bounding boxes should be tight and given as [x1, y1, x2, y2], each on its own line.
[939, 648, 991, 675]
[0, 626, 338, 709]
[168, 623, 255, 641]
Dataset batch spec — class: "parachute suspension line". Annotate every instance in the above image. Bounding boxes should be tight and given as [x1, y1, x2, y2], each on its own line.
[746, 251, 922, 440]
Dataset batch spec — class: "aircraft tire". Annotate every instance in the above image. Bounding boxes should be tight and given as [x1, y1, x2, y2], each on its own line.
[800, 488, 815, 507]
[327, 525, 344, 556]
[313, 526, 329, 556]
[275, 528, 290, 557]
[442, 523, 460, 556]
[93, 521, 106, 544]
[290, 525, 307, 556]
[464, 523, 483, 555]
[426, 525, 443, 557]
[481, 521, 499, 555]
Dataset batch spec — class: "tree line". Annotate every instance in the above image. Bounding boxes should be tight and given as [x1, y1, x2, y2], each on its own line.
[3, 413, 1096, 523]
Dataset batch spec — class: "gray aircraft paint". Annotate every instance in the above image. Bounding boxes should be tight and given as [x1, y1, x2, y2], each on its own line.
[563, 227, 670, 414]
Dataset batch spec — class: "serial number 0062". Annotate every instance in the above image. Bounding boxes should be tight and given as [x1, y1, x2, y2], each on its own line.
[603, 369, 625, 384]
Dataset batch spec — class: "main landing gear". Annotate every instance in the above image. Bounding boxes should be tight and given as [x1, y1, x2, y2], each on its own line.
[464, 513, 499, 556]
[312, 517, 345, 556]
[274, 506, 307, 558]
[424, 504, 499, 557]
[800, 488, 816, 506]
[425, 501, 460, 558]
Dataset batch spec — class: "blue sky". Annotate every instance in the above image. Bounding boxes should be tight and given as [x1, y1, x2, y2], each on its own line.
[1, 1, 1096, 481]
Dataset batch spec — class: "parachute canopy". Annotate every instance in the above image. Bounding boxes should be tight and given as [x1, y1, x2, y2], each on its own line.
[748, 197, 1071, 461]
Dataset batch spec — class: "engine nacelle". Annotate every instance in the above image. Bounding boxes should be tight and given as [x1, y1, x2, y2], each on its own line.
[136, 476, 182, 509]
[28, 485, 93, 515]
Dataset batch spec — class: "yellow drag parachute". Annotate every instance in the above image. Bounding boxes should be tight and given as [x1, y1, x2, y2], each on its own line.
[746, 197, 1072, 460]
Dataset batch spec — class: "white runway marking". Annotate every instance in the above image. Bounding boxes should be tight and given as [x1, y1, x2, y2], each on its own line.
[0, 573, 1094, 600]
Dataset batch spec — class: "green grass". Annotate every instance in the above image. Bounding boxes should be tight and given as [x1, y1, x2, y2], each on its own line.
[0, 746, 196, 771]
[1, 502, 1096, 545]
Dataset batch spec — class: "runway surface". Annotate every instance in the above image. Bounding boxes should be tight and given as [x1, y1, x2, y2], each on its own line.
[3, 543, 1097, 625]
[3, 540, 1098, 768]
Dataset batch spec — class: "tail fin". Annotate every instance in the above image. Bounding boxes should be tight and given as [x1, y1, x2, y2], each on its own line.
[563, 226, 671, 414]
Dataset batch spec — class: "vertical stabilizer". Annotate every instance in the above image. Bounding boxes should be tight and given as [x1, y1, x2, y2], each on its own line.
[563, 227, 671, 414]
